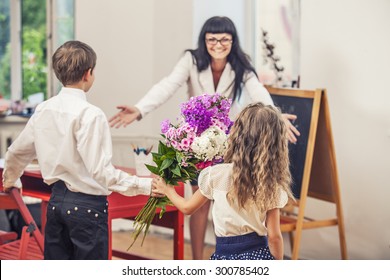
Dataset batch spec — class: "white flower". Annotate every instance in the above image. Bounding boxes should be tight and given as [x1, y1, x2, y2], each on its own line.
[191, 126, 228, 161]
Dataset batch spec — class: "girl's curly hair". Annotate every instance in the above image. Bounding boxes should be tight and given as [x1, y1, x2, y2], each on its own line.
[224, 102, 294, 212]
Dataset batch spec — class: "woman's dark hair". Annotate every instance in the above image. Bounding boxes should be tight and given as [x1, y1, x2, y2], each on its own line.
[186, 16, 257, 102]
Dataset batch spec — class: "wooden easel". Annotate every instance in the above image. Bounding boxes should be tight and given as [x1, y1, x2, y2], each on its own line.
[266, 86, 348, 260]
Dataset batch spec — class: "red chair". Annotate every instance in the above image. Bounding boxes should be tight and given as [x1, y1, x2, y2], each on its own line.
[0, 188, 44, 260]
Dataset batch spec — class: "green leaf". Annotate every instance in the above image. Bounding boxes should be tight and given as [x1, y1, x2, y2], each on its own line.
[159, 207, 166, 219]
[187, 161, 198, 168]
[165, 148, 176, 156]
[145, 164, 159, 174]
[171, 164, 181, 176]
[160, 158, 174, 171]
[182, 168, 190, 177]
[158, 141, 168, 154]
[151, 152, 161, 161]
[176, 152, 183, 164]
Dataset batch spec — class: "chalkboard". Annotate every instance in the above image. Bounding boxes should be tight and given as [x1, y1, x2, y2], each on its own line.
[267, 87, 322, 199]
[264, 87, 347, 260]
[271, 94, 313, 198]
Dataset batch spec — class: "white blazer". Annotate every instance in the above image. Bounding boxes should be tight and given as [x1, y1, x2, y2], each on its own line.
[135, 51, 274, 120]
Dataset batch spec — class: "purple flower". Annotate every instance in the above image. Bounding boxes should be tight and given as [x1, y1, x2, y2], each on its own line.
[161, 119, 171, 133]
[180, 93, 232, 135]
[161, 93, 232, 156]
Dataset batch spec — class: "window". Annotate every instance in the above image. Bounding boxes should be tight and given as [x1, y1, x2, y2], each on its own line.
[0, 0, 74, 102]
[0, 0, 11, 100]
[21, 0, 47, 101]
[48, 0, 75, 97]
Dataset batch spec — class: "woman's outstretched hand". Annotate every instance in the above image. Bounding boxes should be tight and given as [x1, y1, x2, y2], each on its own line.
[109, 105, 141, 128]
[282, 113, 300, 143]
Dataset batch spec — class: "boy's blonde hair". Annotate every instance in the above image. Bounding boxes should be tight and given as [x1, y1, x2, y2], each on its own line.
[52, 40, 96, 86]
[225, 102, 294, 211]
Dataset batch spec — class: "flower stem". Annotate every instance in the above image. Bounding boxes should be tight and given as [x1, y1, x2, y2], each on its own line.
[127, 197, 160, 250]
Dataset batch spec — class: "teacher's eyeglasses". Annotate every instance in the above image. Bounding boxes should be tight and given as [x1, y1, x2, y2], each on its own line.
[205, 37, 233, 46]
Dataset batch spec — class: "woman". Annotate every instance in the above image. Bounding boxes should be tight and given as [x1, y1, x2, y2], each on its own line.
[109, 16, 299, 259]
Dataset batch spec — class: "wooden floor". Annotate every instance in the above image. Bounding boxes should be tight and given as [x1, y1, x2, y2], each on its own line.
[112, 230, 215, 260]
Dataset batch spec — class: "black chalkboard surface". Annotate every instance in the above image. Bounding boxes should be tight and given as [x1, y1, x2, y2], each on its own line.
[266, 86, 323, 200]
[271, 95, 313, 198]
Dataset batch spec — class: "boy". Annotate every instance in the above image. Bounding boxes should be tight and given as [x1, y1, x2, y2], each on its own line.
[2, 40, 153, 259]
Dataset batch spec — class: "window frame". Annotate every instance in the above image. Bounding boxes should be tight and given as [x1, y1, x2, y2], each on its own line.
[8, 0, 74, 101]
[10, 0, 22, 101]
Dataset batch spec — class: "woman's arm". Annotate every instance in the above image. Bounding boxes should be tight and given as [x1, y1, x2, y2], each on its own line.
[243, 72, 275, 106]
[109, 52, 193, 128]
[281, 113, 300, 143]
[108, 105, 141, 128]
[266, 208, 284, 260]
[152, 178, 209, 215]
[244, 73, 300, 143]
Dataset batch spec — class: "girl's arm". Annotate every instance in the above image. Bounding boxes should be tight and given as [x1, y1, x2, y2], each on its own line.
[266, 208, 284, 260]
[152, 178, 209, 215]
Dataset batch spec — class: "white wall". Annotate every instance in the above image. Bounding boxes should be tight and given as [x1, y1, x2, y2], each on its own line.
[255, 0, 301, 85]
[298, 0, 390, 259]
[75, 0, 191, 141]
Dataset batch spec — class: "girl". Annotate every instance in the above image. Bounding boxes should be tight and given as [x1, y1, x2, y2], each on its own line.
[152, 102, 295, 260]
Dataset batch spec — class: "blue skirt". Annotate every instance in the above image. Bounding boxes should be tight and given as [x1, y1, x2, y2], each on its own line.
[210, 232, 275, 260]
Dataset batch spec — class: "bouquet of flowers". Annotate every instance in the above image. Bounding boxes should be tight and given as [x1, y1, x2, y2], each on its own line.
[128, 93, 232, 249]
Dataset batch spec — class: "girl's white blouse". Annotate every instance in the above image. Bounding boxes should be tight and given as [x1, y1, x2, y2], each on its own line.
[198, 163, 288, 237]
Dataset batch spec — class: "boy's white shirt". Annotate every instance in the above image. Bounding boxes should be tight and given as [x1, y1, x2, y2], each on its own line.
[2, 87, 151, 196]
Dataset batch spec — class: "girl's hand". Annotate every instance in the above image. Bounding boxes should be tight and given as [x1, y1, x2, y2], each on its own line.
[151, 177, 169, 197]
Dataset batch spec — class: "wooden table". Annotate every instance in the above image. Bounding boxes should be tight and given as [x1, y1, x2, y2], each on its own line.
[0, 167, 184, 260]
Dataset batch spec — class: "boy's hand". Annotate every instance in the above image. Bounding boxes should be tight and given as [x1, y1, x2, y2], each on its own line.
[2, 178, 22, 191]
